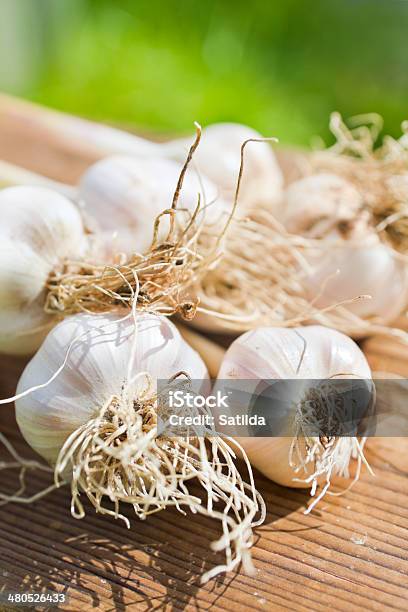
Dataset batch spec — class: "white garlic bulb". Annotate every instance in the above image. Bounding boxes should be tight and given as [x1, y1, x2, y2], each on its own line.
[167, 123, 284, 208]
[13, 313, 265, 583]
[281, 173, 363, 236]
[306, 229, 408, 322]
[0, 186, 86, 355]
[15, 312, 208, 465]
[79, 155, 229, 256]
[214, 325, 372, 493]
[280, 173, 408, 325]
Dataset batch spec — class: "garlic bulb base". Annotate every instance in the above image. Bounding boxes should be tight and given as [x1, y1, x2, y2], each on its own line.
[53, 392, 264, 582]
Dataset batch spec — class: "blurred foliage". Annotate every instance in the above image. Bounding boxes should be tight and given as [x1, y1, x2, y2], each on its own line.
[1, 0, 408, 145]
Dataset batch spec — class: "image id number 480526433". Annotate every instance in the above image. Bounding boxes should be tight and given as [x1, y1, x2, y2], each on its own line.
[0, 591, 67, 607]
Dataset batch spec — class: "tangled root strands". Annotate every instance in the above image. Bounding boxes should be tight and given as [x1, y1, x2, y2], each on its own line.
[193, 209, 408, 340]
[54, 379, 264, 584]
[43, 124, 229, 320]
[310, 112, 408, 253]
[0, 432, 58, 506]
[44, 208, 220, 319]
[288, 378, 374, 513]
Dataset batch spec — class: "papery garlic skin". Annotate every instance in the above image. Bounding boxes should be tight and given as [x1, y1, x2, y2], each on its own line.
[167, 123, 284, 208]
[306, 231, 408, 322]
[79, 155, 229, 256]
[281, 173, 363, 236]
[0, 186, 86, 355]
[15, 312, 209, 465]
[280, 173, 408, 325]
[214, 325, 372, 487]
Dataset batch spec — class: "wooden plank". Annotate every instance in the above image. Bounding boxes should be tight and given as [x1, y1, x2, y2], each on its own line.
[0, 99, 407, 610]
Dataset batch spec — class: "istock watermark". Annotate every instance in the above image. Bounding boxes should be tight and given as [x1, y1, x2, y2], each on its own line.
[165, 387, 266, 431]
[169, 389, 230, 409]
[157, 377, 408, 438]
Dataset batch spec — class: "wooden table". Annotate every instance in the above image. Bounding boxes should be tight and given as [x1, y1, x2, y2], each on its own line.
[0, 96, 407, 610]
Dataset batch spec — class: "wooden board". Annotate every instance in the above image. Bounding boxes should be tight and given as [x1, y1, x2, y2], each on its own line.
[0, 97, 407, 611]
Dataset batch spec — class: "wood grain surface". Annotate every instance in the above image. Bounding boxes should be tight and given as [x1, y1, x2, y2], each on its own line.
[0, 97, 407, 611]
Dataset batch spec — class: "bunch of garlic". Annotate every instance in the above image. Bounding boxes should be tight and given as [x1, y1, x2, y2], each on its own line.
[0, 186, 87, 355]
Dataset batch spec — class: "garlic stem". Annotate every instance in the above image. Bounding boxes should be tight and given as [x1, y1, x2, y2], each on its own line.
[0, 93, 161, 160]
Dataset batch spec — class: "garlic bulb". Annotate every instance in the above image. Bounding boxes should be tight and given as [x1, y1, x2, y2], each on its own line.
[281, 173, 363, 236]
[280, 173, 408, 325]
[167, 123, 284, 208]
[15, 312, 263, 582]
[306, 228, 408, 322]
[15, 312, 208, 464]
[0, 186, 86, 355]
[214, 325, 373, 504]
[79, 155, 229, 256]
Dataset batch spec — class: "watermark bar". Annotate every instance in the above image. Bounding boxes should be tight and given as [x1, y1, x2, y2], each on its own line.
[156, 377, 408, 437]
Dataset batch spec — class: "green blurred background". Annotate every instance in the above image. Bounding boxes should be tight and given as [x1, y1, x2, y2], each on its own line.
[0, 0, 407, 145]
